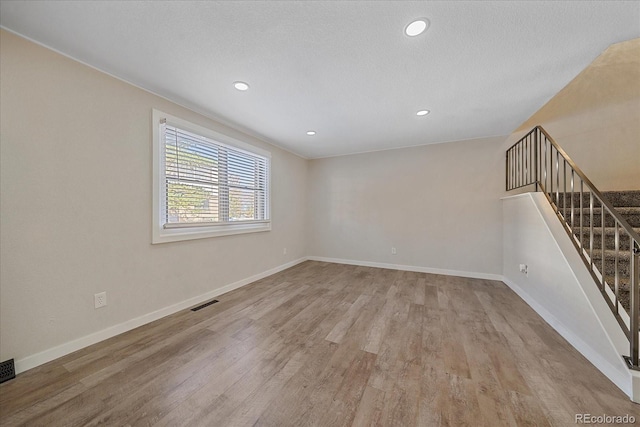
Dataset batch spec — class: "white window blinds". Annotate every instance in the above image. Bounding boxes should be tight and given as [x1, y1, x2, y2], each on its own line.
[162, 122, 269, 228]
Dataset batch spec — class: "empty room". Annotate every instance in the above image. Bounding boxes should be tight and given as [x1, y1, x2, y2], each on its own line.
[1, 1, 640, 425]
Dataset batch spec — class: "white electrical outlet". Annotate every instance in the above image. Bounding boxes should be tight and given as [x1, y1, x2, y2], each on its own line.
[391, 247, 397, 255]
[283, 247, 287, 255]
[94, 292, 107, 309]
[519, 264, 528, 275]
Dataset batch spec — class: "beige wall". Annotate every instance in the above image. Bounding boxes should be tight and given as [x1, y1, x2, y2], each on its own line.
[0, 31, 308, 363]
[505, 38, 640, 191]
[307, 136, 506, 277]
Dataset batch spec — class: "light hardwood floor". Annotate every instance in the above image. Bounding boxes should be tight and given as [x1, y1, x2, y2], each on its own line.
[1, 261, 638, 426]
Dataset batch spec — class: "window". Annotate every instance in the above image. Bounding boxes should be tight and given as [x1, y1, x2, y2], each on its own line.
[152, 110, 270, 243]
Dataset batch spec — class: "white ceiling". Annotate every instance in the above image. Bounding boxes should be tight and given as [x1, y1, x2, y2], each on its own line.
[1, 1, 639, 158]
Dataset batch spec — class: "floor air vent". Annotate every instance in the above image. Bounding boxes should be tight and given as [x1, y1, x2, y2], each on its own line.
[0, 359, 16, 384]
[191, 299, 219, 312]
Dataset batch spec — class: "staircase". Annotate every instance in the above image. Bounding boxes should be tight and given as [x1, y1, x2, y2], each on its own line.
[506, 125, 640, 370]
[553, 191, 640, 312]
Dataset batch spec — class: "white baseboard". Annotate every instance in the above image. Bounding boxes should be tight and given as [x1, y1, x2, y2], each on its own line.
[502, 276, 631, 397]
[631, 370, 640, 403]
[14, 257, 307, 375]
[307, 256, 503, 281]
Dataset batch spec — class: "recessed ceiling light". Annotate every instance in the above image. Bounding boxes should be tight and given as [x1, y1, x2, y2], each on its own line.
[233, 81, 250, 91]
[306, 131, 316, 136]
[416, 110, 430, 116]
[405, 19, 430, 37]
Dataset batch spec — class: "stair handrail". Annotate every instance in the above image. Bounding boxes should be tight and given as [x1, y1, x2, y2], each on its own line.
[508, 127, 640, 243]
[506, 125, 640, 370]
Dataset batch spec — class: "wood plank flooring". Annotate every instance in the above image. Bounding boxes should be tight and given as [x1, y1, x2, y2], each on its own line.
[1, 261, 638, 426]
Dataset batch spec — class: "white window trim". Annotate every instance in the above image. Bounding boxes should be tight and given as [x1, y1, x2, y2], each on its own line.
[152, 109, 271, 244]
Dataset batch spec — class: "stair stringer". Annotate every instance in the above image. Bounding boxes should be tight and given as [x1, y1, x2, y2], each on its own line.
[502, 192, 634, 400]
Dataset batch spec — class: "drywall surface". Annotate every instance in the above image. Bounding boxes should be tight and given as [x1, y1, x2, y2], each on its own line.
[505, 38, 640, 191]
[502, 193, 631, 397]
[307, 136, 505, 277]
[0, 30, 308, 368]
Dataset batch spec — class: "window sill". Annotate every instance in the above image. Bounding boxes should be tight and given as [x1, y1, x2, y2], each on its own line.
[152, 221, 271, 244]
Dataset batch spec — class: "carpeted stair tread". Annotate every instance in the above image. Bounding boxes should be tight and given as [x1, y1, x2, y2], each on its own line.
[548, 189, 638, 314]
[590, 251, 632, 280]
[573, 232, 635, 251]
[603, 276, 631, 313]
[604, 275, 631, 288]
[613, 207, 640, 216]
[592, 249, 632, 259]
[573, 226, 640, 236]
[552, 191, 640, 208]
[602, 190, 640, 207]
[572, 207, 640, 215]
[566, 208, 640, 227]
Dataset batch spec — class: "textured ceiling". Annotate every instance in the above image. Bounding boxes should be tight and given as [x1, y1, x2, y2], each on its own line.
[1, 1, 639, 158]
